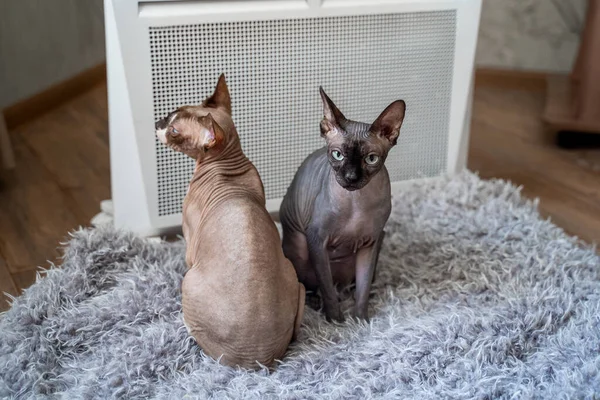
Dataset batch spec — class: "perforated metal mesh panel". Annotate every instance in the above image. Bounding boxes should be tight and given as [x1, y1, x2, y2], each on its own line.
[151, 11, 456, 216]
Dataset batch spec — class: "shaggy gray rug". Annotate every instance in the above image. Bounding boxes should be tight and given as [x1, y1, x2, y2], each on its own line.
[1, 172, 600, 399]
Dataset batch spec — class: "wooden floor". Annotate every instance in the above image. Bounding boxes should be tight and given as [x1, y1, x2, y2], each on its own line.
[469, 87, 600, 242]
[1, 80, 600, 311]
[0, 83, 110, 310]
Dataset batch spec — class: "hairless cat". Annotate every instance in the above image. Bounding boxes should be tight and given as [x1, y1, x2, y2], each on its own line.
[279, 88, 406, 322]
[155, 75, 305, 369]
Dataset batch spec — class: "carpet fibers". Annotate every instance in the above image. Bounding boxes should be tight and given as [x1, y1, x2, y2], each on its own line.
[1, 172, 600, 399]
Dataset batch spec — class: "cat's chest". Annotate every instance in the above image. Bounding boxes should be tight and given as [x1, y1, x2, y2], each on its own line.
[328, 217, 376, 253]
[326, 195, 389, 251]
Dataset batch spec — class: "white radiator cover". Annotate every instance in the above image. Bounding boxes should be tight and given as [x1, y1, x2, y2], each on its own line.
[105, 0, 482, 236]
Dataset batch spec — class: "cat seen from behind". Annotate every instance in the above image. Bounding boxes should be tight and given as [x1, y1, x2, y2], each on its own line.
[156, 74, 305, 369]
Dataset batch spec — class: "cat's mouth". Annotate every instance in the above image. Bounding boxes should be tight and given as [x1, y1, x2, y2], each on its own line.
[340, 182, 366, 191]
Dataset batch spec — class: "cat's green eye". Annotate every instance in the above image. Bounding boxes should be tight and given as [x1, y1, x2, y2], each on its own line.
[365, 153, 380, 165]
[332, 150, 344, 161]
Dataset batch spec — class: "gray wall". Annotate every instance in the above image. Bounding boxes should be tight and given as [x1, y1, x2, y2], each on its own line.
[476, 0, 587, 73]
[0, 0, 588, 109]
[0, 0, 105, 108]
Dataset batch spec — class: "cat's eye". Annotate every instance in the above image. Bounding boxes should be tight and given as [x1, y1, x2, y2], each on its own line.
[171, 127, 179, 136]
[331, 150, 344, 161]
[365, 153, 380, 165]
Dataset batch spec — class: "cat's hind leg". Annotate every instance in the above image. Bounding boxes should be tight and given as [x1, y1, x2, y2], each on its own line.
[282, 230, 318, 291]
[282, 230, 323, 311]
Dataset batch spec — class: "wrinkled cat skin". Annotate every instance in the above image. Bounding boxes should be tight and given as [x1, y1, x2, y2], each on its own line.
[279, 88, 406, 322]
[156, 75, 305, 369]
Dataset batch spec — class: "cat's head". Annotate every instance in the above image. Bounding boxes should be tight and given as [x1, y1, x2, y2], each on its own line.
[155, 74, 234, 160]
[319, 87, 406, 191]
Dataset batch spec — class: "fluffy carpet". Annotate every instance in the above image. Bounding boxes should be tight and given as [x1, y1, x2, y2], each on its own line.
[1, 172, 600, 399]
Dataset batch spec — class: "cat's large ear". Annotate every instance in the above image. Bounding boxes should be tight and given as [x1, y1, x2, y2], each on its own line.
[202, 74, 232, 114]
[370, 100, 406, 146]
[198, 113, 225, 150]
[319, 87, 346, 138]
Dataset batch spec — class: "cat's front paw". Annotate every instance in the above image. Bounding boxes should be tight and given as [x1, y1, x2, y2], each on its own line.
[324, 304, 345, 323]
[353, 307, 370, 323]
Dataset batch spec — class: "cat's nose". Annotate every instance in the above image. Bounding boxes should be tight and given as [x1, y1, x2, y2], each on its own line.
[345, 171, 359, 183]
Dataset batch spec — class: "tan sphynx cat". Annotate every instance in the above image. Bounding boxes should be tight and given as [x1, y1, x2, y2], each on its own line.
[155, 74, 305, 370]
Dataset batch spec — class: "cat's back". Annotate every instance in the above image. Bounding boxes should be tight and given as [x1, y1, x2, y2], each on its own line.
[295, 146, 329, 183]
[280, 147, 329, 232]
[183, 197, 300, 369]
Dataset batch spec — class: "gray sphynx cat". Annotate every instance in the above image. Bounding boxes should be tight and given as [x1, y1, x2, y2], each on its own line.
[279, 88, 406, 322]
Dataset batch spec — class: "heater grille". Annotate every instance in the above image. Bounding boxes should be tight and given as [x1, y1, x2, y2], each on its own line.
[150, 11, 456, 217]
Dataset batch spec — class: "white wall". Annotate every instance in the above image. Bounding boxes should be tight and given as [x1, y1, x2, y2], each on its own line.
[0, 0, 105, 108]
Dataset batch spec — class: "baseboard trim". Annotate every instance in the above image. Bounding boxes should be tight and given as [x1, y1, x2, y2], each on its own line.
[2, 63, 107, 131]
[474, 68, 549, 92]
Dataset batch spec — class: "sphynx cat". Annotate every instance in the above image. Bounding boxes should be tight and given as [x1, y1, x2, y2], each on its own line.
[155, 74, 305, 369]
[279, 88, 406, 322]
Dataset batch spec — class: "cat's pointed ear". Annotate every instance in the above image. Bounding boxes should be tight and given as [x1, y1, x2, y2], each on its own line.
[199, 113, 224, 150]
[202, 74, 232, 114]
[319, 87, 346, 138]
[370, 100, 406, 146]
